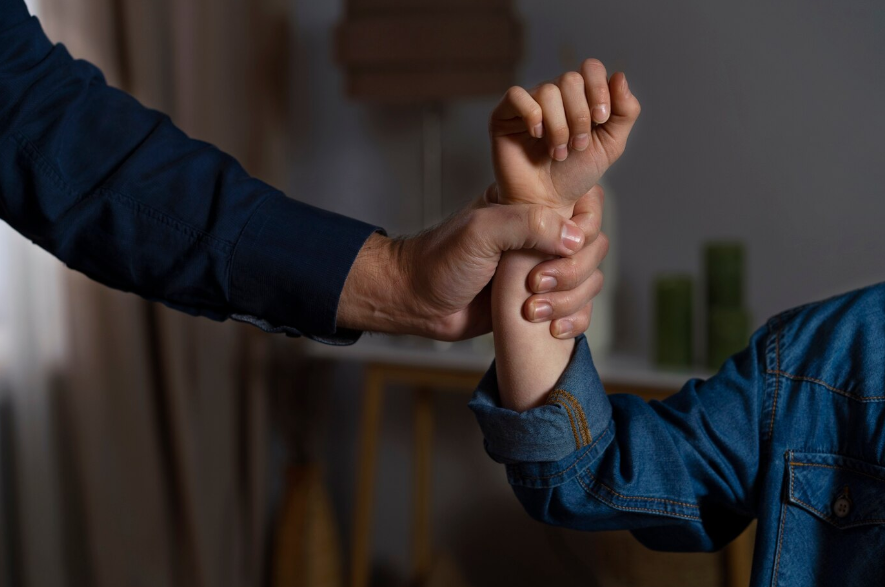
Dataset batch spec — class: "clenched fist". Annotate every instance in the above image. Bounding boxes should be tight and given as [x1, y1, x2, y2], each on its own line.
[490, 59, 641, 213]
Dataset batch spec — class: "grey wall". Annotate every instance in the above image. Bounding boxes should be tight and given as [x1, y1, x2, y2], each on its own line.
[289, 0, 885, 584]
[290, 0, 885, 357]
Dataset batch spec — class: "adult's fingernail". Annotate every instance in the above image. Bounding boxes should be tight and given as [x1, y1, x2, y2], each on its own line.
[592, 104, 609, 123]
[553, 320, 574, 338]
[530, 302, 553, 321]
[573, 133, 589, 151]
[532, 123, 544, 138]
[553, 144, 568, 161]
[561, 223, 584, 252]
[535, 275, 558, 293]
[623, 74, 631, 97]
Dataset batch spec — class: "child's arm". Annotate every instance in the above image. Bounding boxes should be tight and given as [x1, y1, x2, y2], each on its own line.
[488, 61, 639, 411]
[493, 248, 576, 411]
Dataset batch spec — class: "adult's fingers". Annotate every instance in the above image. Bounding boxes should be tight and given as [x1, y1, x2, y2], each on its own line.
[527, 232, 609, 298]
[524, 267, 604, 324]
[552, 301, 593, 339]
[569, 185, 604, 243]
[581, 58, 611, 124]
[557, 71, 592, 152]
[533, 83, 570, 161]
[469, 202, 586, 259]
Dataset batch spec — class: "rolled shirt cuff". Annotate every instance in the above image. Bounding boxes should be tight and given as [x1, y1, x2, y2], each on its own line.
[469, 334, 614, 464]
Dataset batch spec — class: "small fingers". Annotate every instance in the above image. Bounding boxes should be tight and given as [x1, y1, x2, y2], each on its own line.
[490, 85, 544, 138]
[597, 72, 641, 159]
[557, 71, 592, 152]
[533, 83, 570, 161]
[581, 58, 611, 124]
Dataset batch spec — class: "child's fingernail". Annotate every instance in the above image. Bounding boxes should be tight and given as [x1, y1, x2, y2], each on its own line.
[561, 223, 584, 252]
[573, 133, 589, 151]
[535, 275, 558, 292]
[532, 123, 543, 138]
[530, 302, 553, 321]
[592, 104, 609, 123]
[553, 320, 574, 338]
[553, 144, 568, 161]
[623, 74, 631, 97]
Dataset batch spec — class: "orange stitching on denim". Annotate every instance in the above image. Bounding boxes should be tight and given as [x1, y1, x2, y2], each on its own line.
[548, 390, 590, 445]
[789, 461, 885, 484]
[765, 370, 885, 401]
[509, 422, 611, 482]
[583, 469, 700, 509]
[549, 398, 582, 450]
[576, 474, 702, 521]
[547, 392, 586, 445]
[767, 317, 782, 440]
[558, 389, 592, 443]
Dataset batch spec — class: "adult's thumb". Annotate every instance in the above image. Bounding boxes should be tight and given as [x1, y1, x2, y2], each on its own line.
[473, 204, 585, 259]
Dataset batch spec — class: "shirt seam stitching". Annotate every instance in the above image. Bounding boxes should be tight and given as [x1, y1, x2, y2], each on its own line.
[575, 473, 702, 521]
[12, 132, 234, 253]
[226, 191, 277, 304]
[583, 468, 701, 510]
[765, 370, 885, 402]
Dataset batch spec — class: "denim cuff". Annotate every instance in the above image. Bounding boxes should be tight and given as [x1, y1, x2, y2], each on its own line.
[229, 193, 382, 345]
[469, 335, 614, 464]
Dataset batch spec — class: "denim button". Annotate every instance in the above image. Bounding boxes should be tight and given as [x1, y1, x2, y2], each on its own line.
[833, 495, 852, 518]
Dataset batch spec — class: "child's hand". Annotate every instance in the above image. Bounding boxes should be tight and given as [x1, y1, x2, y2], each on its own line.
[489, 59, 640, 211]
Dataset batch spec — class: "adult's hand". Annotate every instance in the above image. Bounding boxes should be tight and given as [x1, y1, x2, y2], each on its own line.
[337, 184, 607, 341]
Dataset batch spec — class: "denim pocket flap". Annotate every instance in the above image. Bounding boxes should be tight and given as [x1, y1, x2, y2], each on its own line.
[788, 452, 885, 530]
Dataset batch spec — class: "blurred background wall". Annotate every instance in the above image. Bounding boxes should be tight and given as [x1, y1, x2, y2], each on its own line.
[290, 0, 885, 584]
[1, 0, 884, 586]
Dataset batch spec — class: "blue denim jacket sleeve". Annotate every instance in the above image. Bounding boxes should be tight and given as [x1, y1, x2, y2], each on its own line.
[0, 2, 379, 345]
[470, 329, 767, 552]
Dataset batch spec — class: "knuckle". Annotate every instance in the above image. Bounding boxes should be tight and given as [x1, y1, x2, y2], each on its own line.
[582, 58, 606, 74]
[551, 123, 570, 140]
[560, 71, 584, 88]
[538, 82, 561, 100]
[505, 85, 523, 101]
[575, 312, 591, 333]
[562, 256, 581, 289]
[572, 112, 592, 127]
[597, 232, 610, 256]
[527, 206, 547, 241]
[593, 84, 611, 100]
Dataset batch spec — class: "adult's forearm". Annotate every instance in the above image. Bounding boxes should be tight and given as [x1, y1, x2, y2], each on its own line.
[337, 233, 412, 335]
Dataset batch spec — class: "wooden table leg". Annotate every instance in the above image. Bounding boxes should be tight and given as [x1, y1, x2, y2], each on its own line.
[412, 387, 433, 582]
[350, 366, 386, 587]
[723, 522, 755, 587]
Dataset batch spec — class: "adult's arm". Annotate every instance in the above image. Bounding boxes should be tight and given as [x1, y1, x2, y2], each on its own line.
[0, 2, 377, 343]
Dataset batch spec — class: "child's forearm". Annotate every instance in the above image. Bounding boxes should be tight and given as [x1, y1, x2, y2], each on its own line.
[492, 249, 576, 412]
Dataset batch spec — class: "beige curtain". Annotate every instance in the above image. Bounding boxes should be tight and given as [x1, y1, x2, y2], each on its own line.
[31, 1, 292, 586]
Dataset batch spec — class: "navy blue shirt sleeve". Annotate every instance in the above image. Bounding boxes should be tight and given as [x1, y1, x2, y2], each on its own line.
[470, 330, 768, 552]
[0, 2, 380, 344]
